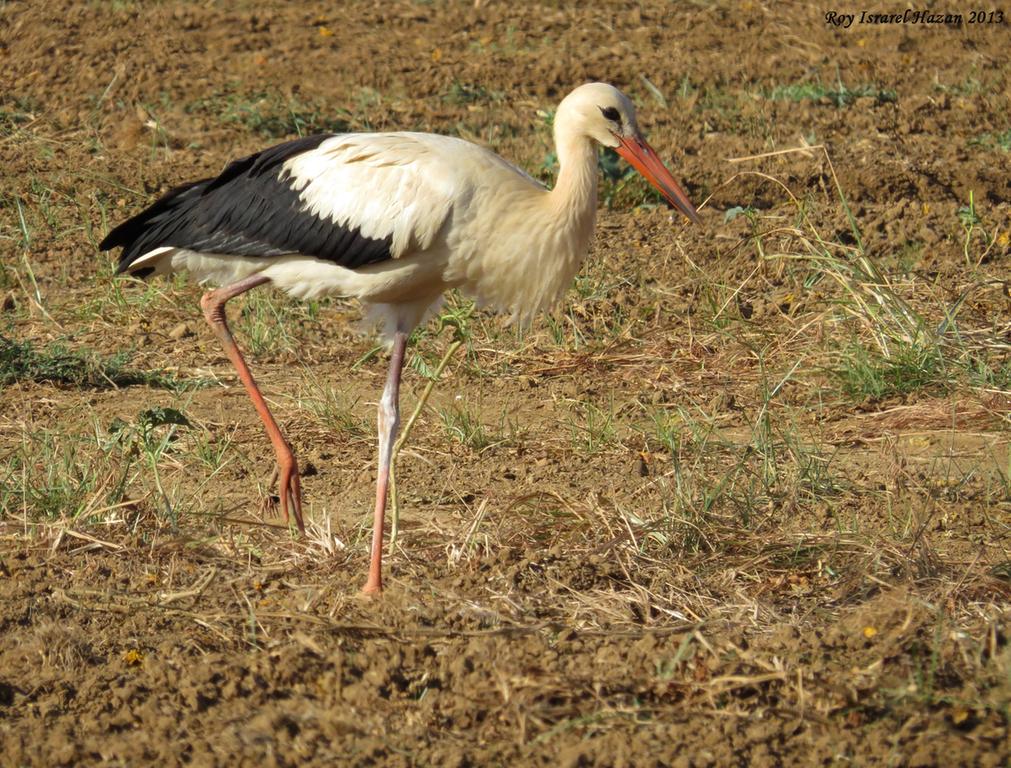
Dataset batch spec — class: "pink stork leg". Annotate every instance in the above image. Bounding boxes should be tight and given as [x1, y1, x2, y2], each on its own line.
[199, 274, 305, 534]
[362, 329, 408, 595]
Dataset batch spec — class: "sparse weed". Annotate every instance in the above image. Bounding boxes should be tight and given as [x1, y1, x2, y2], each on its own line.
[407, 294, 479, 378]
[0, 431, 111, 521]
[964, 351, 1011, 390]
[567, 397, 618, 454]
[768, 79, 896, 106]
[438, 401, 516, 453]
[84, 271, 180, 323]
[297, 372, 368, 439]
[105, 407, 192, 525]
[192, 428, 235, 472]
[187, 90, 351, 138]
[137, 103, 172, 159]
[969, 128, 1011, 153]
[835, 341, 949, 400]
[439, 402, 493, 452]
[445, 81, 499, 105]
[0, 104, 35, 137]
[956, 191, 1002, 268]
[236, 290, 311, 354]
[0, 335, 190, 390]
[698, 84, 742, 118]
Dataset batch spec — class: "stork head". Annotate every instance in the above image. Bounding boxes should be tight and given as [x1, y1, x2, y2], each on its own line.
[556, 82, 699, 224]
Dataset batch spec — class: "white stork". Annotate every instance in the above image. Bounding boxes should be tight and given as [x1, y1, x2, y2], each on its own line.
[100, 82, 699, 594]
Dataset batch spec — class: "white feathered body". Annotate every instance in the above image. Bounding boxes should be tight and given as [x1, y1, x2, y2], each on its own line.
[134, 131, 600, 336]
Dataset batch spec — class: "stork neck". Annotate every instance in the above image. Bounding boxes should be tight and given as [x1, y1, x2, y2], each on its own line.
[550, 131, 598, 218]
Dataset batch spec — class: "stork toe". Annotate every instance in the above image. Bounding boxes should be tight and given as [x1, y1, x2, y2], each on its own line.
[277, 459, 305, 534]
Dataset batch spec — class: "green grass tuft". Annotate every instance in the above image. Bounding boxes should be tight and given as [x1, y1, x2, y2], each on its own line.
[445, 81, 500, 105]
[187, 91, 351, 138]
[769, 81, 896, 107]
[437, 402, 517, 453]
[1, 429, 128, 522]
[970, 128, 1011, 153]
[835, 342, 949, 400]
[0, 336, 193, 391]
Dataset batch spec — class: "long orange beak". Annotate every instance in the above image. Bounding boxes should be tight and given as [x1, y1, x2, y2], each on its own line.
[615, 135, 699, 223]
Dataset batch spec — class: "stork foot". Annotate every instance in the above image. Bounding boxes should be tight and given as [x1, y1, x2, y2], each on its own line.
[258, 459, 305, 534]
[277, 453, 304, 534]
[259, 465, 280, 513]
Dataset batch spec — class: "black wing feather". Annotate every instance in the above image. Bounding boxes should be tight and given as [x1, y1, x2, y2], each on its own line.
[100, 134, 394, 275]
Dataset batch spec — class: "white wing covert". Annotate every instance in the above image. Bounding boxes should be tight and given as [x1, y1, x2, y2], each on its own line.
[283, 133, 463, 260]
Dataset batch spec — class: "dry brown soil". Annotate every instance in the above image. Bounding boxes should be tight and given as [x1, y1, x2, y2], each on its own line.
[1, 2, 1010, 766]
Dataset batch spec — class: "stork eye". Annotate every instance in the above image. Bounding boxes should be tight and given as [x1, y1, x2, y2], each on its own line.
[600, 106, 621, 123]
